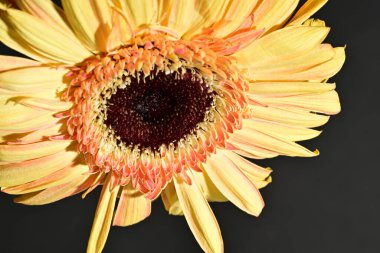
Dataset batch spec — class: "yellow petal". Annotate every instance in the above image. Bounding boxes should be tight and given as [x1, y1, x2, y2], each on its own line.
[174, 172, 223, 253]
[253, 0, 299, 32]
[230, 140, 279, 159]
[163, 0, 196, 37]
[15, 0, 73, 34]
[0, 140, 72, 163]
[118, 0, 158, 29]
[161, 181, 183, 215]
[62, 0, 112, 52]
[252, 90, 341, 115]
[232, 128, 318, 157]
[248, 104, 330, 128]
[234, 25, 330, 68]
[288, 47, 346, 81]
[0, 55, 40, 72]
[182, 0, 227, 39]
[2, 163, 89, 195]
[249, 81, 336, 95]
[0, 66, 66, 92]
[87, 175, 119, 253]
[243, 118, 321, 141]
[0, 150, 78, 187]
[212, 0, 259, 38]
[0, 12, 51, 62]
[221, 150, 272, 180]
[1, 8, 91, 63]
[245, 44, 336, 80]
[204, 152, 264, 216]
[288, 0, 328, 26]
[113, 183, 151, 226]
[193, 169, 228, 202]
[15, 97, 72, 111]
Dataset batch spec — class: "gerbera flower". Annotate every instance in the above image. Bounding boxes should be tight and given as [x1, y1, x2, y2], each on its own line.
[0, 0, 345, 252]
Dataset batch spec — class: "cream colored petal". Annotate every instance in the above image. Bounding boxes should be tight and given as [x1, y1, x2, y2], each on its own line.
[234, 25, 330, 68]
[249, 81, 336, 95]
[15, 0, 73, 33]
[204, 152, 264, 216]
[16, 97, 72, 111]
[0, 150, 78, 187]
[161, 181, 183, 215]
[287, 47, 346, 81]
[174, 172, 223, 253]
[245, 44, 336, 79]
[229, 139, 280, 159]
[2, 163, 88, 194]
[0, 94, 59, 132]
[0, 140, 72, 163]
[243, 118, 321, 142]
[251, 90, 341, 115]
[0, 66, 66, 92]
[13, 173, 91, 205]
[87, 175, 119, 253]
[0, 12, 52, 62]
[253, 0, 299, 32]
[1, 8, 91, 64]
[232, 128, 318, 157]
[193, 169, 228, 202]
[163, 0, 196, 37]
[221, 150, 272, 180]
[113, 183, 151, 226]
[1, 122, 65, 144]
[0, 55, 40, 72]
[248, 104, 330, 128]
[212, 0, 259, 38]
[288, 0, 328, 26]
[182, 0, 227, 39]
[252, 176, 272, 190]
[62, 0, 112, 52]
[118, 0, 158, 29]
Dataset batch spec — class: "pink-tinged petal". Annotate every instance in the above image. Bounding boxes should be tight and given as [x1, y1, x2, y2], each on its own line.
[204, 152, 264, 216]
[0, 55, 40, 72]
[174, 172, 223, 253]
[87, 175, 120, 253]
[113, 183, 151, 226]
[13, 172, 94, 205]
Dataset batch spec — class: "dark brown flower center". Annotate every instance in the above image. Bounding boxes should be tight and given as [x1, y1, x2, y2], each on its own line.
[104, 69, 214, 150]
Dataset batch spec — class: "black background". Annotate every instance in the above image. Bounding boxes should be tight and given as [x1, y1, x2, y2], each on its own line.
[1, 1, 379, 252]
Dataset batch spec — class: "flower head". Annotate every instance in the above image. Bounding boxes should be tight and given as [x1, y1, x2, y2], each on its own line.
[0, 0, 345, 252]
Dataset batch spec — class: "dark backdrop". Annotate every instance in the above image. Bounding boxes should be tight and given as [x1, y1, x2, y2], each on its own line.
[0, 1, 379, 253]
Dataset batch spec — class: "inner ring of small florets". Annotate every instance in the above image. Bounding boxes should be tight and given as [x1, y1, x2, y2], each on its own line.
[99, 68, 216, 151]
[64, 35, 247, 198]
